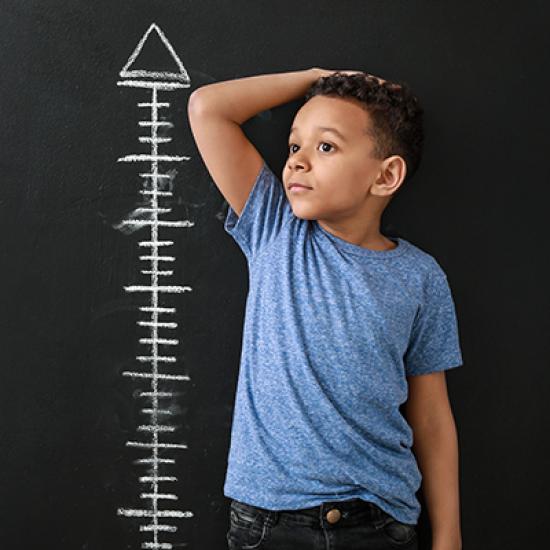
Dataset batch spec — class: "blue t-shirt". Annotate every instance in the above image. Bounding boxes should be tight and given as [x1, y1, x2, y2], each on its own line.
[222, 160, 463, 524]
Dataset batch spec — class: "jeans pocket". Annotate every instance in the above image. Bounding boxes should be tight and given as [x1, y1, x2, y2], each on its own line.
[226, 500, 271, 550]
[378, 516, 417, 547]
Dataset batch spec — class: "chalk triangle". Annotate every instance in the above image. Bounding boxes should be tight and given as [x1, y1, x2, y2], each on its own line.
[120, 23, 189, 83]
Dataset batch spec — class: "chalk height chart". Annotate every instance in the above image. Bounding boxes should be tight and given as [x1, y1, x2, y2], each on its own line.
[115, 23, 194, 549]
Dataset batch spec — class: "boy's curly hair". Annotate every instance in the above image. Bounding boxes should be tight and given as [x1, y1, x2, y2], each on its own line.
[303, 72, 424, 186]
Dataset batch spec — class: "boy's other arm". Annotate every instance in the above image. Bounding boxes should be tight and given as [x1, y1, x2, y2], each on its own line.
[405, 372, 462, 550]
[187, 68, 327, 217]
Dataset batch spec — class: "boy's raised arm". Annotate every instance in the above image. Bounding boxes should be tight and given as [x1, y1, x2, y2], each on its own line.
[187, 68, 325, 217]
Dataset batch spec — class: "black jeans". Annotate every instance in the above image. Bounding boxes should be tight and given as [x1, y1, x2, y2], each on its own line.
[226, 497, 418, 550]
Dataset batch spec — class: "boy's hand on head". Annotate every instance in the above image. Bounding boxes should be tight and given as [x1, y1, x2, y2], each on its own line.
[313, 67, 366, 78]
[312, 67, 402, 89]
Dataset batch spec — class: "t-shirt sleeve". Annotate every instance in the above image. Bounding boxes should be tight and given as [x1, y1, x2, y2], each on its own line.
[223, 159, 292, 262]
[404, 262, 464, 376]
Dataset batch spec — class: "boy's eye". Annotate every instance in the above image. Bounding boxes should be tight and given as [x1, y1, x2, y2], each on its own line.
[288, 142, 335, 154]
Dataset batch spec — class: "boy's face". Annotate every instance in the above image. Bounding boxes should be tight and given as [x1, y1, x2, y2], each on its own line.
[282, 95, 402, 222]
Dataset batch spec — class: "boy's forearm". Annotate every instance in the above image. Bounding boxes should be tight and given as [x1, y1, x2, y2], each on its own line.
[188, 68, 323, 125]
[412, 412, 463, 550]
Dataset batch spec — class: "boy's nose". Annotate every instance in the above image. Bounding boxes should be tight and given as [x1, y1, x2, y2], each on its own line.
[289, 155, 307, 170]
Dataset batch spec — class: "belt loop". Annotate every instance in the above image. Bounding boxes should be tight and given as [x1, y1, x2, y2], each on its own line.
[268, 509, 280, 526]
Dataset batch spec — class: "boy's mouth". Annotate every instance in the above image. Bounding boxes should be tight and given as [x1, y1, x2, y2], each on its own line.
[288, 182, 312, 190]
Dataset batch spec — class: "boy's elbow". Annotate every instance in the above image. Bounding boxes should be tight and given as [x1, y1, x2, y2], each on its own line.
[187, 89, 207, 116]
[188, 86, 220, 117]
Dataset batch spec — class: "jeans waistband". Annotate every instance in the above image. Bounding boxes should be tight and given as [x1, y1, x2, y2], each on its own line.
[230, 497, 389, 529]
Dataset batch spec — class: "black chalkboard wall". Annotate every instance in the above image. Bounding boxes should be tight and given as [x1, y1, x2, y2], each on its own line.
[1, 2, 548, 549]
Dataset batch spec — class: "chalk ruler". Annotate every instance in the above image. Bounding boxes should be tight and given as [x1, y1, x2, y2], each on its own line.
[116, 23, 193, 549]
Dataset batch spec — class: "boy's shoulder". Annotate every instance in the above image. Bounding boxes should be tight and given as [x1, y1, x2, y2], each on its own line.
[397, 237, 451, 286]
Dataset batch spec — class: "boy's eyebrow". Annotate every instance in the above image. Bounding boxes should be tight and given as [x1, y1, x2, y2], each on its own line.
[289, 125, 348, 143]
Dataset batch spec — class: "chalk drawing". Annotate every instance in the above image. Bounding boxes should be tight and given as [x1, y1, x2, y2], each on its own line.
[115, 23, 193, 549]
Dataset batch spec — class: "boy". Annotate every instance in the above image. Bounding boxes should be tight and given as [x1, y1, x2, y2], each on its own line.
[188, 68, 463, 550]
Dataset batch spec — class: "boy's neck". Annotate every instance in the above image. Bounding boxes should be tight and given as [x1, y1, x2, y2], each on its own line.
[316, 218, 397, 251]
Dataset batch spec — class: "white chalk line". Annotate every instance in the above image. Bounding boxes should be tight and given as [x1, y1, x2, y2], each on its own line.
[139, 121, 174, 128]
[141, 409, 173, 416]
[118, 508, 188, 518]
[126, 441, 187, 449]
[139, 136, 173, 144]
[140, 175, 173, 183]
[118, 153, 190, 162]
[138, 207, 172, 213]
[138, 337, 179, 345]
[140, 190, 173, 197]
[138, 425, 177, 433]
[139, 240, 174, 246]
[122, 372, 189, 381]
[139, 307, 176, 313]
[139, 476, 178, 482]
[136, 457, 175, 464]
[139, 255, 176, 261]
[142, 542, 173, 549]
[136, 355, 177, 362]
[139, 173, 173, 180]
[126, 286, 192, 294]
[140, 492, 178, 500]
[140, 268, 174, 275]
[125, 284, 192, 292]
[122, 71, 188, 82]
[137, 321, 178, 329]
[140, 269, 174, 276]
[138, 102, 170, 108]
[117, 80, 189, 91]
[121, 219, 192, 227]
[140, 526, 177, 534]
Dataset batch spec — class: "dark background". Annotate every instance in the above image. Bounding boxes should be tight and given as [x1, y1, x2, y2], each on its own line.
[1, 1, 548, 549]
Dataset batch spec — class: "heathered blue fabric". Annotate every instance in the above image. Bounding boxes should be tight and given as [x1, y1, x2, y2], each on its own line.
[222, 160, 463, 524]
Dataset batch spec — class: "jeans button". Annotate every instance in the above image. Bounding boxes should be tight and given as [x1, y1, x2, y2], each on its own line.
[326, 508, 342, 524]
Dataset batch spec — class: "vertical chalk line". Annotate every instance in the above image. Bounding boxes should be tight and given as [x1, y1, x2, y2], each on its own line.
[116, 22, 194, 549]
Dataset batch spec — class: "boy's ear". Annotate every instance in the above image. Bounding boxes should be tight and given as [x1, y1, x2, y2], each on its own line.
[372, 155, 407, 197]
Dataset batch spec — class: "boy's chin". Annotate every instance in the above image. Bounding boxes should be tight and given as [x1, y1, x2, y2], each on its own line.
[290, 206, 318, 221]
